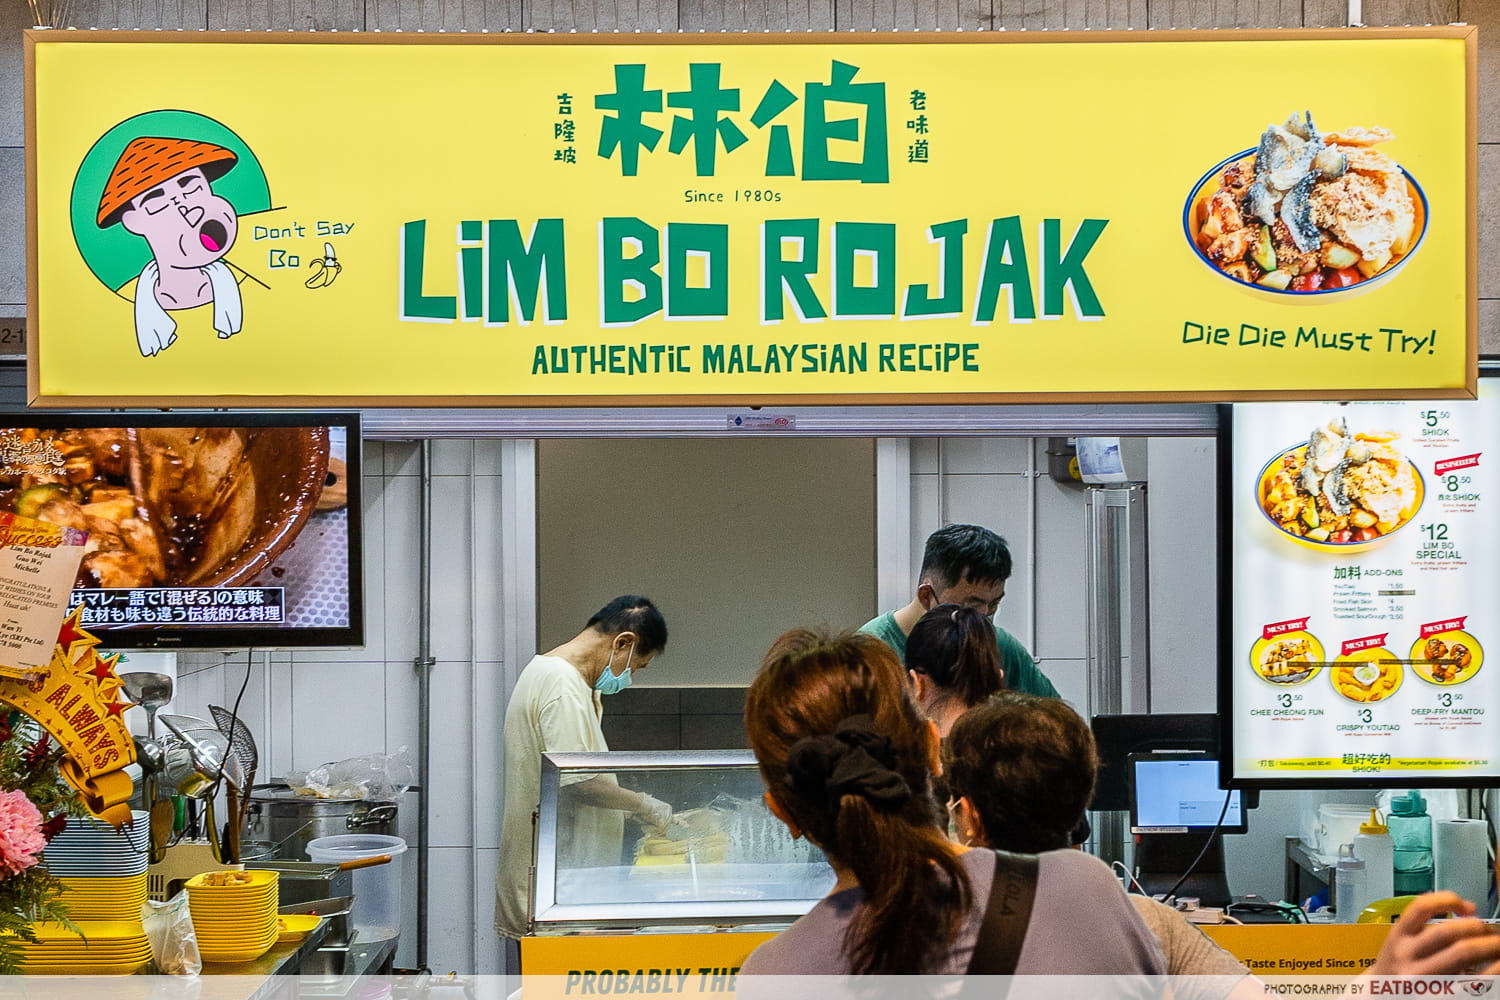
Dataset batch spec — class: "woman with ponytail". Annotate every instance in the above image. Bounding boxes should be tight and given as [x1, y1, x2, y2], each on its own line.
[738, 628, 1166, 977]
[905, 603, 1005, 737]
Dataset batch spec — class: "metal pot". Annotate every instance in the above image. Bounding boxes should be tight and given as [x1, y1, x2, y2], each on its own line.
[245, 784, 398, 861]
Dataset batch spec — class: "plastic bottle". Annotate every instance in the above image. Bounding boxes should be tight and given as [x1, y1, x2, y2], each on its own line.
[1335, 843, 1368, 923]
[1388, 790, 1434, 894]
[1354, 808, 1395, 905]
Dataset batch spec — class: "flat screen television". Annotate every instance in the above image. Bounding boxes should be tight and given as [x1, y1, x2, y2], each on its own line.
[1128, 752, 1246, 835]
[0, 411, 363, 649]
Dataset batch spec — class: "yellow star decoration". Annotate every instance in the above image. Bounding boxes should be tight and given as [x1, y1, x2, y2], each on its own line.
[0, 607, 137, 826]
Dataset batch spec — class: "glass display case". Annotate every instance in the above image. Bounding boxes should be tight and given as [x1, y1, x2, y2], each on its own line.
[532, 750, 835, 933]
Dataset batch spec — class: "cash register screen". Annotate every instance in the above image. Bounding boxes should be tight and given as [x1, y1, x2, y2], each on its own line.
[1129, 753, 1246, 834]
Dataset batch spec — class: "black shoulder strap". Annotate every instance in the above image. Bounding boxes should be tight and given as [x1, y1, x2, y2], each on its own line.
[966, 849, 1039, 976]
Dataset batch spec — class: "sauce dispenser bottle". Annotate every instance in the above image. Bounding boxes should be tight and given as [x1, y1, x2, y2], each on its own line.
[1354, 808, 1394, 905]
[1335, 843, 1368, 923]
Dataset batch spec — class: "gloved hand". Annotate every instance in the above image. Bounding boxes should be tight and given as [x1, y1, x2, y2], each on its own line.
[634, 794, 673, 835]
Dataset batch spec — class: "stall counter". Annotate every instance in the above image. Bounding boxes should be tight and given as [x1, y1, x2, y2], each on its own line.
[522, 931, 773, 998]
[1203, 922, 1392, 978]
[519, 919, 1397, 994]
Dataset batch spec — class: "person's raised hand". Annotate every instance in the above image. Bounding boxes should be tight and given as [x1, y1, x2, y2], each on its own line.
[1365, 891, 1500, 976]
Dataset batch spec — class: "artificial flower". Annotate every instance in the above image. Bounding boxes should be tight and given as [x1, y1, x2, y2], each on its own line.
[0, 715, 87, 974]
[0, 787, 47, 877]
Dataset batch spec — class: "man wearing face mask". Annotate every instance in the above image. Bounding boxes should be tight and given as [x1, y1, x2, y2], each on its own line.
[495, 595, 673, 946]
[859, 523, 1058, 697]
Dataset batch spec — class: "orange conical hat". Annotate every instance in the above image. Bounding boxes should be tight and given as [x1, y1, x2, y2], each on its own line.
[96, 136, 238, 227]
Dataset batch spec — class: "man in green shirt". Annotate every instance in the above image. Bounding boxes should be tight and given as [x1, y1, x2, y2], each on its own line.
[859, 523, 1059, 698]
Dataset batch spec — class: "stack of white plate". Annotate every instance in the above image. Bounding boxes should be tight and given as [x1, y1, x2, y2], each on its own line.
[42, 810, 150, 878]
[15, 919, 153, 975]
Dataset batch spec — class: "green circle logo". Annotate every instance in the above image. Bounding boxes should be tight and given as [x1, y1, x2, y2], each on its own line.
[71, 110, 271, 295]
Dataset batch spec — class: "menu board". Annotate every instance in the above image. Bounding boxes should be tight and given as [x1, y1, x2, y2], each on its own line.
[1224, 381, 1499, 785]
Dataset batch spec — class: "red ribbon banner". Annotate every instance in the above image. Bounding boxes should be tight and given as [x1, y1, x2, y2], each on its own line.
[1433, 454, 1481, 475]
[1263, 617, 1310, 640]
[1341, 634, 1389, 656]
[1419, 617, 1467, 637]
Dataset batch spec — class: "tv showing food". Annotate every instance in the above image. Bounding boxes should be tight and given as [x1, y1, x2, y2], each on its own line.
[0, 411, 362, 649]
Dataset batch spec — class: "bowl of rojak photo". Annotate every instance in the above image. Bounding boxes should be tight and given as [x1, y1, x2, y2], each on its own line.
[1257, 416, 1422, 553]
[1185, 110, 1426, 301]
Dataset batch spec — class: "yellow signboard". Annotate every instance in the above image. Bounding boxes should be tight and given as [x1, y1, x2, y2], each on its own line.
[521, 932, 771, 998]
[1202, 922, 1391, 978]
[520, 924, 1395, 994]
[25, 28, 1477, 406]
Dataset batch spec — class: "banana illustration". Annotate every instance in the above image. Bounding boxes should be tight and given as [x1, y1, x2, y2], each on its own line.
[305, 241, 343, 289]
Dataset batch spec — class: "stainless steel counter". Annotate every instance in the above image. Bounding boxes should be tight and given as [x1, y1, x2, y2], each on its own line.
[16, 924, 397, 1000]
[197, 914, 336, 977]
[189, 926, 399, 1000]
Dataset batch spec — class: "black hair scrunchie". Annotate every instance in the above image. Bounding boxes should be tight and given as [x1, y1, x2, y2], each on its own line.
[783, 714, 912, 812]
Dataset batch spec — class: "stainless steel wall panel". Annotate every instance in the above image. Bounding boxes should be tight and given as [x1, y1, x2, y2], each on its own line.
[362, 0, 519, 33]
[0, 149, 21, 310]
[527, 0, 678, 34]
[1482, 143, 1498, 301]
[1301, 0, 1350, 26]
[994, 0, 1145, 30]
[1, 1, 27, 145]
[834, 0, 982, 32]
[680, 0, 837, 32]
[1465, 0, 1498, 143]
[1147, 0, 1304, 29]
[206, 0, 363, 32]
[78, 0, 209, 29]
[1362, 0, 1458, 25]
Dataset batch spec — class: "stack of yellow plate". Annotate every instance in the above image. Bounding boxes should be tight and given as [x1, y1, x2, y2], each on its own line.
[185, 869, 280, 964]
[57, 873, 150, 920]
[15, 919, 152, 975]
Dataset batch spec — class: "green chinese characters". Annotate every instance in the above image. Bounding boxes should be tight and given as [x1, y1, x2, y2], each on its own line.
[596, 60, 889, 182]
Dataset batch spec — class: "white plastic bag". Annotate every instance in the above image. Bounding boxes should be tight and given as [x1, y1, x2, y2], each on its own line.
[142, 892, 202, 976]
[285, 746, 415, 800]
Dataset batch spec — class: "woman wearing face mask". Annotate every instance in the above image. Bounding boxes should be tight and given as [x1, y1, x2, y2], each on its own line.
[738, 628, 1166, 979]
[494, 595, 674, 945]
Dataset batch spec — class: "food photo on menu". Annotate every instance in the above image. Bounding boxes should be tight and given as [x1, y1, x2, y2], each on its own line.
[1185, 109, 1424, 297]
[1223, 386, 1497, 786]
[1257, 416, 1423, 547]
